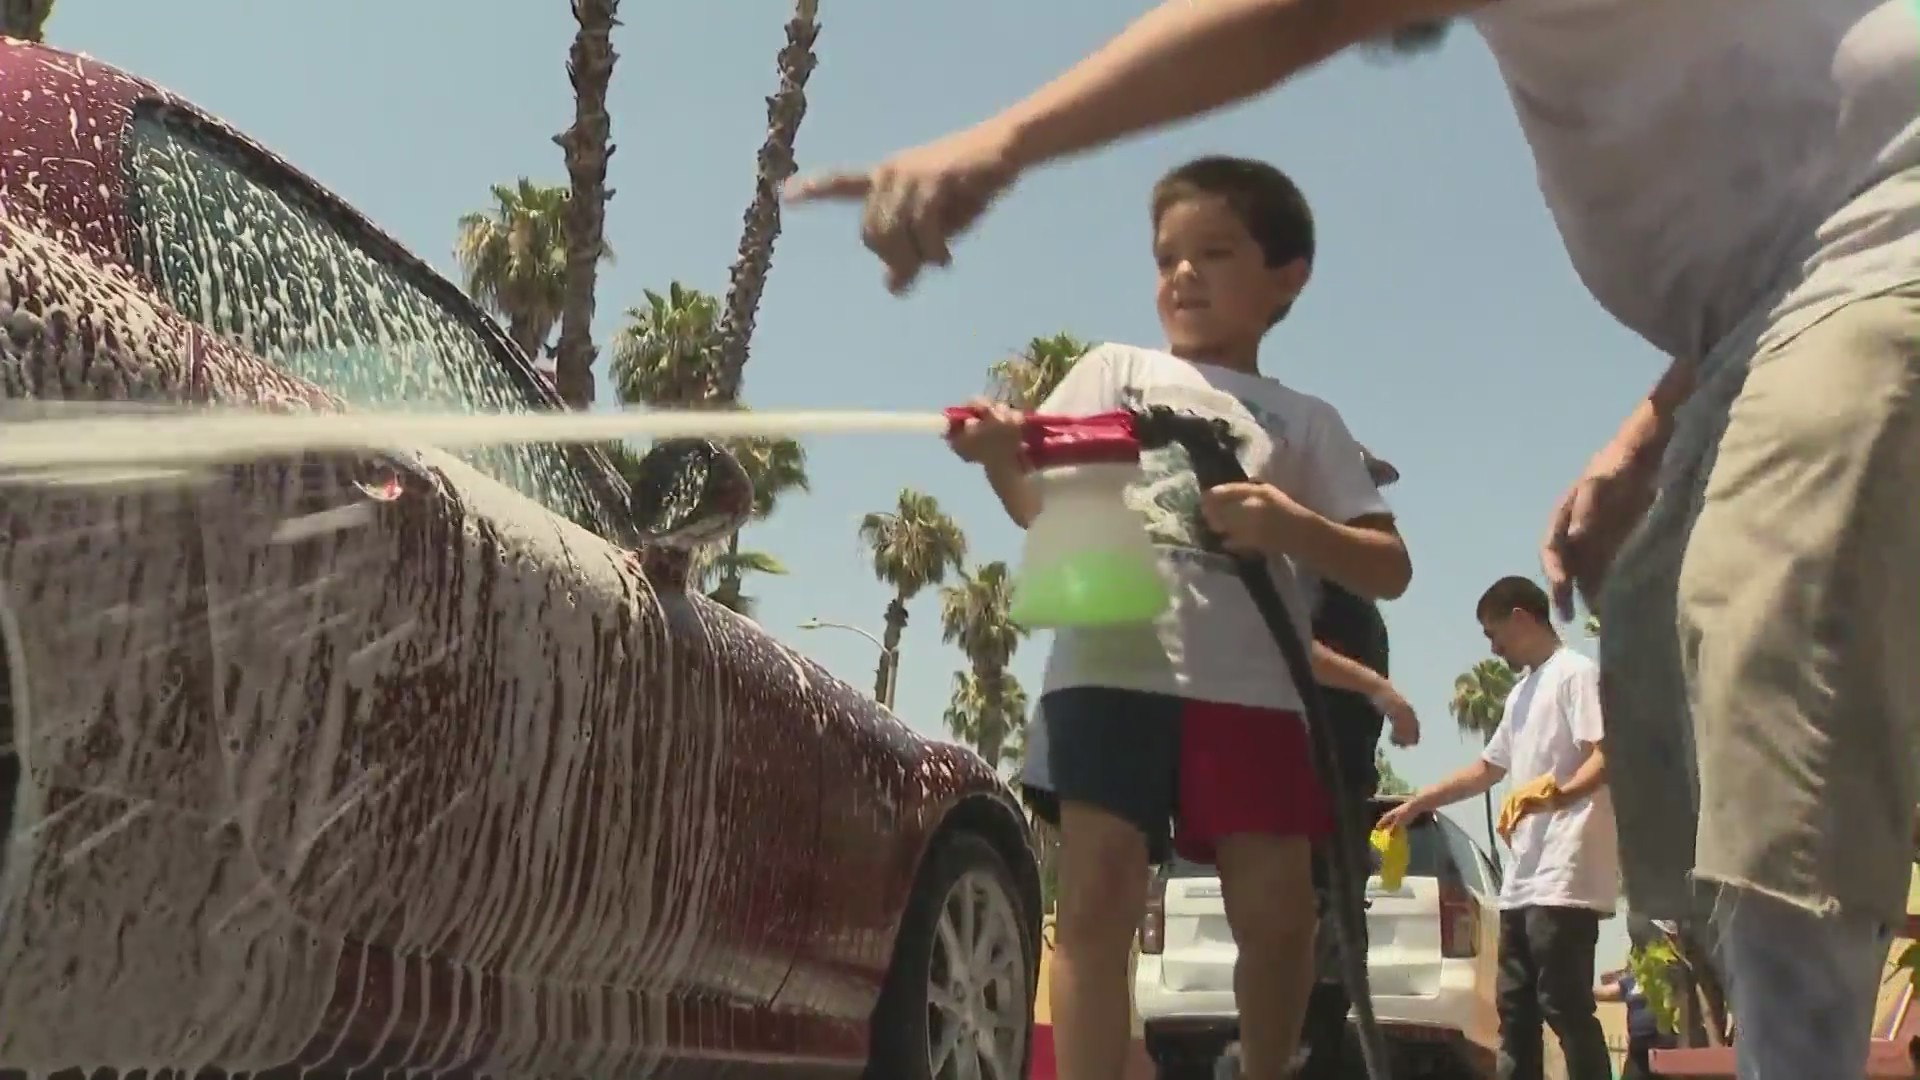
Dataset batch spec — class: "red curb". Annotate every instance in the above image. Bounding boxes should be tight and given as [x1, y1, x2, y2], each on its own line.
[1030, 1023, 1157, 1080]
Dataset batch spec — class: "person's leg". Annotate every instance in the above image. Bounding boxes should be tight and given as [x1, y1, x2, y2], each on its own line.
[1618, 1042, 1654, 1080]
[1711, 886, 1887, 1080]
[1175, 702, 1330, 1080]
[1494, 908, 1544, 1080]
[1673, 288, 1920, 1071]
[1525, 906, 1611, 1080]
[1040, 688, 1182, 1080]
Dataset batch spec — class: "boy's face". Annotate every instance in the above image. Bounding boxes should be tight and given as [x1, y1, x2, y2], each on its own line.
[1153, 194, 1305, 355]
[1480, 612, 1522, 667]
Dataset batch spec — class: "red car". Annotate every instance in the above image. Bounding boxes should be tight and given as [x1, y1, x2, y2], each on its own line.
[0, 40, 1038, 1080]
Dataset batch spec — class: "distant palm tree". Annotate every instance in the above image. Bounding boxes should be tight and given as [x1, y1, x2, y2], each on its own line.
[987, 332, 1092, 410]
[1450, 657, 1519, 854]
[456, 179, 603, 365]
[944, 668, 1029, 773]
[710, 0, 822, 403]
[0, 0, 53, 42]
[551, 0, 621, 410]
[939, 560, 1028, 769]
[1375, 749, 1413, 796]
[694, 547, 786, 619]
[859, 490, 967, 707]
[611, 283, 727, 409]
[707, 430, 809, 616]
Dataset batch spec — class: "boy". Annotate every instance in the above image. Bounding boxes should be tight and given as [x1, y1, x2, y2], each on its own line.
[950, 156, 1411, 1080]
[1379, 576, 1617, 1080]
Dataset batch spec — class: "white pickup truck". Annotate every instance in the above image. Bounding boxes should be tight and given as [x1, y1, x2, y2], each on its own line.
[1133, 797, 1504, 1079]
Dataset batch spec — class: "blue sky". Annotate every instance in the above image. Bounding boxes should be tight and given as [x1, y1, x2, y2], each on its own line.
[61, 1, 1658, 958]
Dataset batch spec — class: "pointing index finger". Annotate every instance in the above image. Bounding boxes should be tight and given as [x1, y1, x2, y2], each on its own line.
[783, 170, 873, 204]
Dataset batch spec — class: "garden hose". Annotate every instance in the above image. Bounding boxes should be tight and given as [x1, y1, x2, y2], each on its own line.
[1128, 405, 1395, 1080]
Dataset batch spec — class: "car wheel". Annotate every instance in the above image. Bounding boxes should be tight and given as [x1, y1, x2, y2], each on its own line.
[868, 832, 1035, 1080]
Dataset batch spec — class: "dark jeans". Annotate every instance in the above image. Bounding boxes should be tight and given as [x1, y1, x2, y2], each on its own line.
[1496, 906, 1613, 1080]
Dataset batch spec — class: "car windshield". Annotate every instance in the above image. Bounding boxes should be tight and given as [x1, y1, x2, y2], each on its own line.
[122, 107, 615, 535]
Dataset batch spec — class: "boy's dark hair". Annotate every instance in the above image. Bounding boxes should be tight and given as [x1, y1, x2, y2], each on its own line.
[1150, 155, 1314, 322]
[1475, 575, 1552, 625]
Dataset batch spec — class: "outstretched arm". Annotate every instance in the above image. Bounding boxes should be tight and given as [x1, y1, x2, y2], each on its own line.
[998, 0, 1487, 170]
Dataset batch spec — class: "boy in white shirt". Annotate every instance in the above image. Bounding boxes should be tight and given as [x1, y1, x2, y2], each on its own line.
[1381, 577, 1618, 1080]
[948, 156, 1411, 1080]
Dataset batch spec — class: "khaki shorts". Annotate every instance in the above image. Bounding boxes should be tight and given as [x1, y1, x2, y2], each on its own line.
[1600, 285, 1920, 927]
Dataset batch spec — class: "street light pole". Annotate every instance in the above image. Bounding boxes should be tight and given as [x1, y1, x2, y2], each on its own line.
[798, 617, 900, 711]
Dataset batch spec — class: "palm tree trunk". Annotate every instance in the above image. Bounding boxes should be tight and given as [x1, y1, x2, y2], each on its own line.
[506, 313, 546, 369]
[552, 0, 620, 411]
[0, 0, 53, 41]
[976, 661, 1006, 770]
[711, 0, 820, 403]
[876, 595, 907, 706]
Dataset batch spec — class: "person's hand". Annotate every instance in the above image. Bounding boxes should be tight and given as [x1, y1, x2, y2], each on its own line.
[1541, 439, 1658, 621]
[784, 123, 1021, 295]
[1375, 796, 1425, 835]
[1373, 686, 1420, 748]
[947, 399, 1026, 466]
[1199, 482, 1309, 558]
[1496, 773, 1562, 840]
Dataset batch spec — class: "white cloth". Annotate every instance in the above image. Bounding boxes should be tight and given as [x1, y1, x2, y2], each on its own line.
[1481, 648, 1619, 913]
[1471, 0, 1920, 362]
[1034, 343, 1389, 711]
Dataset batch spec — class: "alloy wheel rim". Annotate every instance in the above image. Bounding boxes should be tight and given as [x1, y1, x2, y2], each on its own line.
[924, 868, 1028, 1080]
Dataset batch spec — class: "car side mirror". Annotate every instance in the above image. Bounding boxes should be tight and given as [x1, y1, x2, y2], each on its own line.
[627, 437, 753, 549]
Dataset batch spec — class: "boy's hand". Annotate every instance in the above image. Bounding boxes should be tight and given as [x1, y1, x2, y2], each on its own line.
[1373, 687, 1421, 748]
[1496, 773, 1563, 840]
[1375, 796, 1425, 835]
[1199, 481, 1309, 557]
[947, 399, 1026, 466]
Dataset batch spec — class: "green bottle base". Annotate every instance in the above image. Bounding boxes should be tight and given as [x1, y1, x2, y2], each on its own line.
[1010, 549, 1170, 629]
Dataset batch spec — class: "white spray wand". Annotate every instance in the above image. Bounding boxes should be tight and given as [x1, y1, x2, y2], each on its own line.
[0, 406, 951, 476]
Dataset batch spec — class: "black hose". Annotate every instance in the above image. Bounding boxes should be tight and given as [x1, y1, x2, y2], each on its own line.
[1129, 406, 1395, 1080]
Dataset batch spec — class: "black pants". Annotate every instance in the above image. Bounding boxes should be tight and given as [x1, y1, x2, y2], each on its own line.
[1496, 906, 1613, 1080]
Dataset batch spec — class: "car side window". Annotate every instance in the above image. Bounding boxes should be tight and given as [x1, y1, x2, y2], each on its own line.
[122, 106, 615, 535]
[1436, 817, 1493, 897]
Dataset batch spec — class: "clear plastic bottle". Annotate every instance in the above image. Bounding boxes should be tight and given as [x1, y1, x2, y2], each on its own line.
[1010, 425, 1169, 629]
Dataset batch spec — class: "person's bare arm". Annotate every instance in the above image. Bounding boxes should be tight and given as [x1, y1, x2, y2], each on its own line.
[1285, 512, 1412, 600]
[1384, 758, 1506, 829]
[983, 454, 1040, 528]
[997, 0, 1489, 171]
[1311, 641, 1390, 697]
[1552, 740, 1608, 804]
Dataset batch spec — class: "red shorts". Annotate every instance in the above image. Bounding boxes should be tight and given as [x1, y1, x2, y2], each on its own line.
[1023, 687, 1333, 865]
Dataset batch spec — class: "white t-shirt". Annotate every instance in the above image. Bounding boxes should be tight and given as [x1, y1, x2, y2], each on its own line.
[1472, 0, 1920, 362]
[1481, 648, 1619, 913]
[1035, 343, 1390, 712]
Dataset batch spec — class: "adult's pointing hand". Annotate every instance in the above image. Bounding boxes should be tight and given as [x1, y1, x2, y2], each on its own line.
[784, 123, 1023, 295]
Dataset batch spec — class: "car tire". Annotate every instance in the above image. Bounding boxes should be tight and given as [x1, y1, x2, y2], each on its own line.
[867, 832, 1036, 1080]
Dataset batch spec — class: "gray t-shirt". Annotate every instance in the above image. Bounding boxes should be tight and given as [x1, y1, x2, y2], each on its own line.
[1473, 0, 1920, 361]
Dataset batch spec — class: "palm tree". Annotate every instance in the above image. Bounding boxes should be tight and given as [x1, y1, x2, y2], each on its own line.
[858, 490, 967, 707]
[707, 431, 809, 616]
[987, 332, 1092, 409]
[939, 560, 1028, 769]
[611, 283, 726, 409]
[552, 0, 621, 410]
[710, 0, 822, 403]
[0, 0, 52, 42]
[693, 546, 786, 618]
[1450, 657, 1519, 854]
[455, 180, 599, 365]
[944, 668, 1029, 773]
[1374, 749, 1413, 796]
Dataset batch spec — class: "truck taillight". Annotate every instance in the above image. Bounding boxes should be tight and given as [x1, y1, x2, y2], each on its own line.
[1139, 873, 1168, 955]
[1439, 878, 1480, 959]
